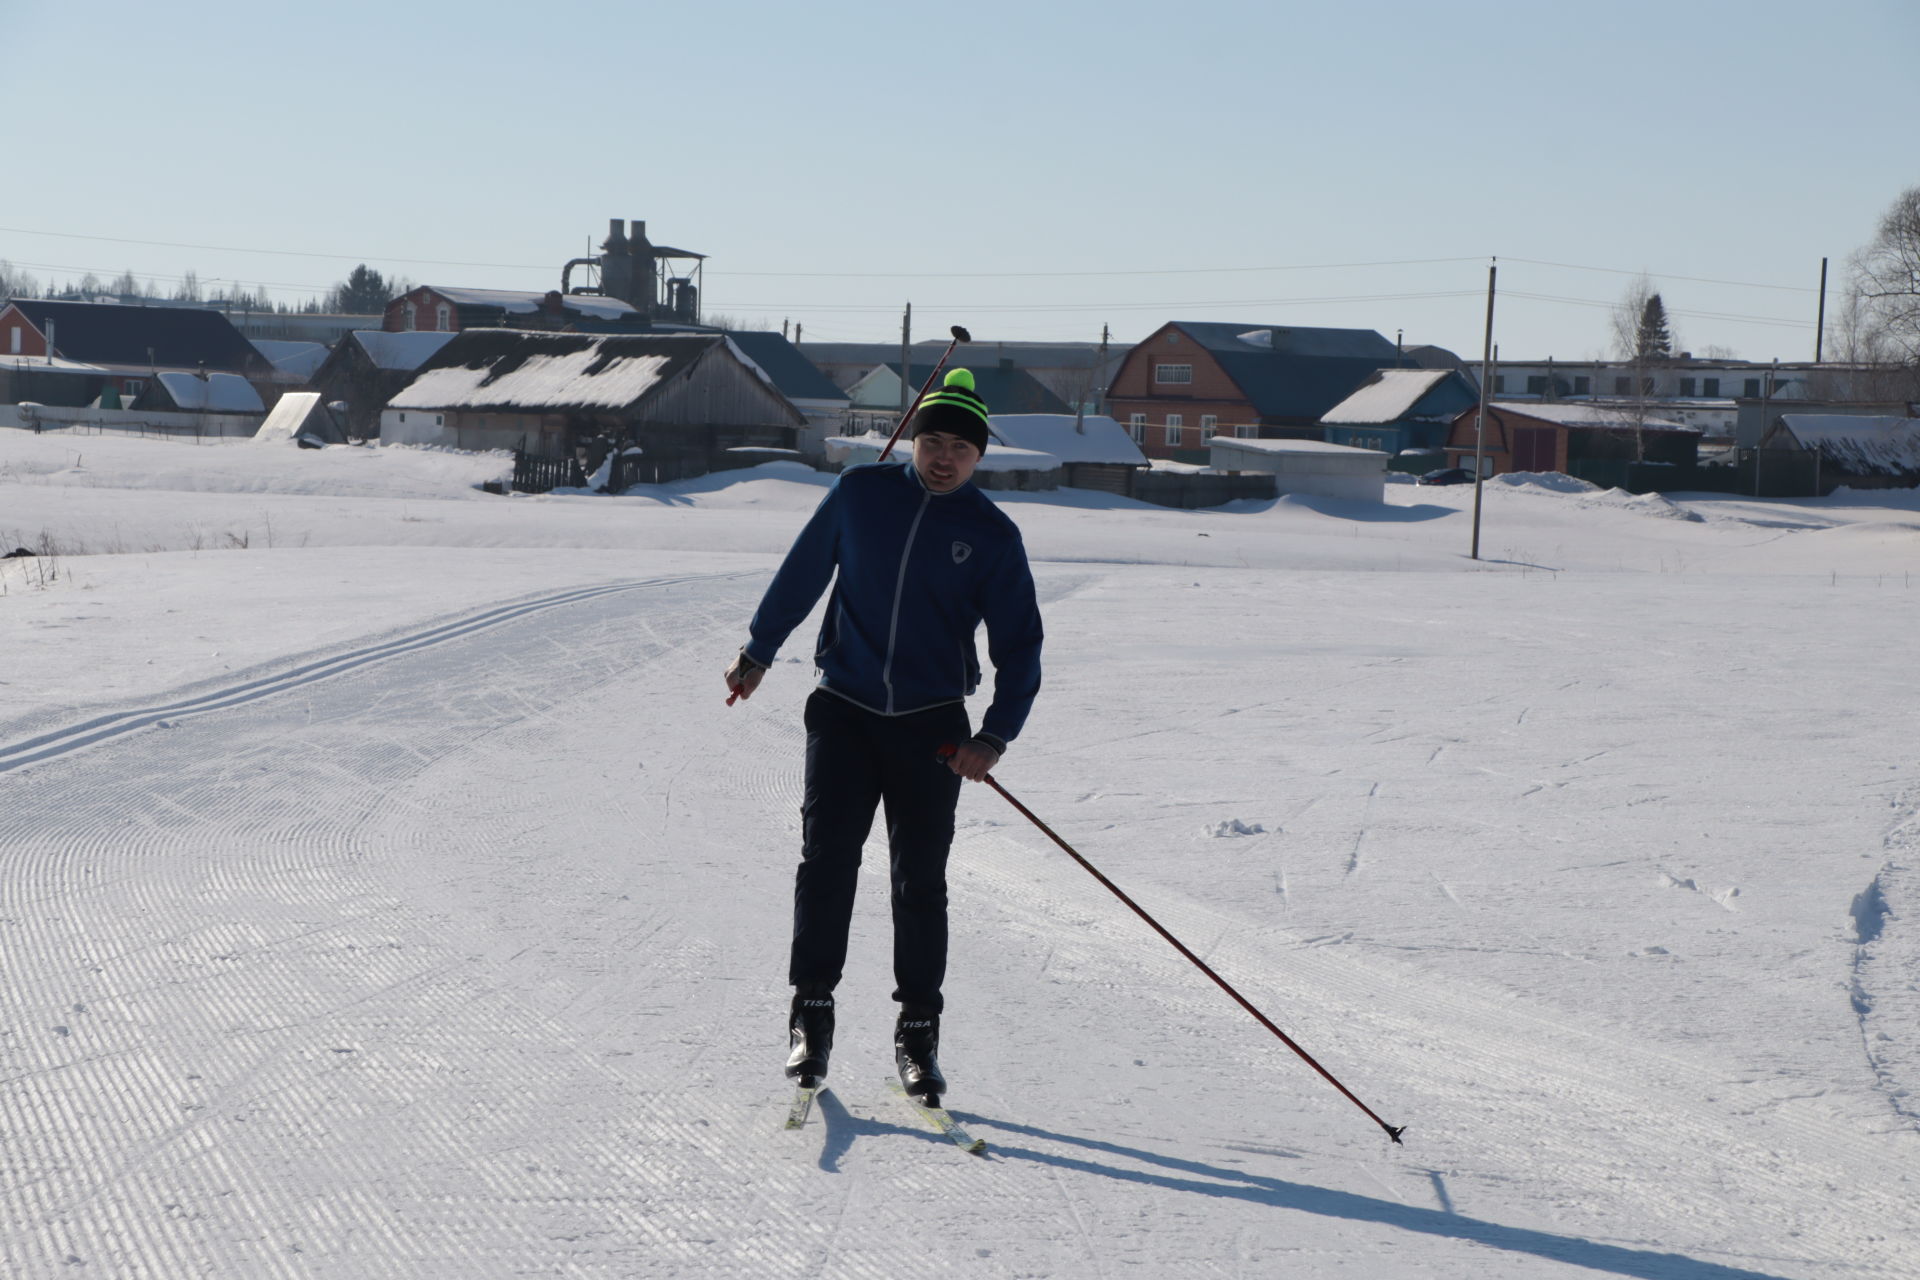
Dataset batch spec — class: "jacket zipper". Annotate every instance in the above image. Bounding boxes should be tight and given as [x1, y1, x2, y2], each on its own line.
[880, 489, 931, 713]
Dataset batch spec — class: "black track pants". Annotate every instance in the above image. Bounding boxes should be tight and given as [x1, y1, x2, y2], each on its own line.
[789, 689, 969, 1013]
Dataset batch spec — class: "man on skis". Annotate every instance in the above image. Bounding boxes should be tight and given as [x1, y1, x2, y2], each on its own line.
[724, 368, 1044, 1108]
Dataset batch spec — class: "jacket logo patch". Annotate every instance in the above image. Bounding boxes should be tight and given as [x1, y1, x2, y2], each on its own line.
[951, 541, 972, 564]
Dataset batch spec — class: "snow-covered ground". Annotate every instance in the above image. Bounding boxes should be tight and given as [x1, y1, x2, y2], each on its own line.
[3, 430, 1918, 1278]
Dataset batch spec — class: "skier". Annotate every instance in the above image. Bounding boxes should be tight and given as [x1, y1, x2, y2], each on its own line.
[724, 369, 1044, 1107]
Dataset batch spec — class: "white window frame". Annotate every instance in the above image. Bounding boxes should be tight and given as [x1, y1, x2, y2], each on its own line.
[404, 302, 417, 331]
[1199, 414, 1217, 439]
[436, 303, 451, 332]
[8, 325, 20, 354]
[1234, 423, 1257, 439]
[1164, 413, 1184, 447]
[1128, 412, 1146, 443]
[1154, 363, 1194, 385]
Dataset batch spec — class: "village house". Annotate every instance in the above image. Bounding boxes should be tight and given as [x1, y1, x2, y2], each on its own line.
[0, 298, 271, 406]
[310, 330, 460, 439]
[1104, 321, 1414, 462]
[1443, 401, 1700, 481]
[1760, 415, 1920, 492]
[379, 330, 805, 483]
[843, 362, 1073, 434]
[803, 339, 1123, 416]
[724, 331, 851, 461]
[1318, 367, 1481, 459]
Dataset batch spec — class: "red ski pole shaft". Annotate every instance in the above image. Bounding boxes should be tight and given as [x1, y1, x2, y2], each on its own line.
[949, 750, 1406, 1144]
[876, 324, 970, 463]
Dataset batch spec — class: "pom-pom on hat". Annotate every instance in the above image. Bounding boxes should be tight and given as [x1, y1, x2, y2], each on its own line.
[908, 368, 990, 454]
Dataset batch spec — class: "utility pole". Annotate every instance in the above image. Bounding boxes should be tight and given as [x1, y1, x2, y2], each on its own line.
[1470, 261, 1497, 562]
[1076, 323, 1109, 433]
[899, 302, 912, 418]
[1814, 257, 1828, 364]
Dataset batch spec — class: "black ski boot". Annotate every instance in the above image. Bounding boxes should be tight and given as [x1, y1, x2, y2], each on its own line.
[894, 1008, 946, 1106]
[785, 989, 834, 1087]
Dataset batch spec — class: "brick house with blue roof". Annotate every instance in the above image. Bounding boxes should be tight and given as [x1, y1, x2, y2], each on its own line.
[1105, 321, 1413, 461]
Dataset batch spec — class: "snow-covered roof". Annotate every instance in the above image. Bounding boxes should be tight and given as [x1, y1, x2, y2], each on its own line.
[1321, 369, 1452, 423]
[1206, 436, 1386, 457]
[352, 330, 458, 371]
[429, 286, 639, 321]
[155, 371, 265, 413]
[386, 331, 758, 416]
[1492, 400, 1696, 432]
[987, 414, 1147, 466]
[394, 352, 672, 413]
[1776, 415, 1920, 475]
[249, 339, 329, 380]
[822, 438, 1060, 472]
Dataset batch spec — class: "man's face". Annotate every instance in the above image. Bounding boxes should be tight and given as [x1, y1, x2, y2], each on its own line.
[912, 430, 981, 493]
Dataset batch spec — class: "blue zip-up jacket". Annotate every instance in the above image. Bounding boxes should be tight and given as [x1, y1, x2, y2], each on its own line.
[745, 461, 1043, 750]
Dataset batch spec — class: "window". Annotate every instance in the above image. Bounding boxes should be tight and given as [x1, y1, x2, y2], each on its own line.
[434, 414, 444, 426]
[1743, 378, 1761, 397]
[8, 325, 19, 354]
[1614, 376, 1632, 395]
[1164, 413, 1184, 446]
[1154, 363, 1193, 385]
[398, 412, 407, 423]
[1128, 412, 1146, 443]
[1493, 375, 1507, 393]
[122, 378, 144, 396]
[1199, 414, 1217, 437]
[1526, 375, 1547, 395]
[1703, 378, 1720, 396]
[1573, 376, 1590, 395]
[1679, 377, 1696, 396]
[1234, 423, 1258, 438]
[404, 302, 417, 331]
[435, 303, 451, 332]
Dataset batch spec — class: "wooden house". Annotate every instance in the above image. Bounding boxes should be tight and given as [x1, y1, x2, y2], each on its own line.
[1762, 415, 1920, 491]
[1319, 368, 1480, 456]
[1444, 401, 1699, 479]
[311, 330, 460, 439]
[379, 330, 805, 482]
[1105, 321, 1413, 462]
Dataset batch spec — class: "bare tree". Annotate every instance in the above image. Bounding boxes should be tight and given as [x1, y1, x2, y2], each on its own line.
[1847, 185, 1920, 367]
[0, 259, 40, 300]
[1606, 273, 1680, 458]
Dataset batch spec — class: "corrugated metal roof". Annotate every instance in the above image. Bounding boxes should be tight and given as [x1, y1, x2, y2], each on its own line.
[1491, 401, 1696, 432]
[1777, 415, 1920, 475]
[725, 331, 848, 403]
[351, 330, 459, 371]
[389, 331, 718, 413]
[155, 371, 264, 412]
[8, 298, 263, 372]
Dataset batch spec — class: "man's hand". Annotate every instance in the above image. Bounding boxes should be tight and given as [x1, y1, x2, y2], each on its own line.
[945, 739, 1001, 782]
[724, 651, 767, 702]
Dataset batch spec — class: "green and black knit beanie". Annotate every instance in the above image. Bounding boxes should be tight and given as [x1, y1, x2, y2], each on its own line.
[908, 368, 991, 454]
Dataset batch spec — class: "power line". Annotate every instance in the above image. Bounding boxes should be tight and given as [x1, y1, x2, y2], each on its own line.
[3, 223, 1823, 295]
[0, 225, 556, 272]
[1504, 256, 1818, 294]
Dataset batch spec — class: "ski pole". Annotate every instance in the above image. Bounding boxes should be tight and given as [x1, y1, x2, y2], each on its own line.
[876, 325, 971, 463]
[940, 746, 1407, 1145]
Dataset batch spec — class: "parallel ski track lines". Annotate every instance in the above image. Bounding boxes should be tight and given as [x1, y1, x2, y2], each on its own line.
[0, 574, 739, 776]
[8, 571, 930, 1276]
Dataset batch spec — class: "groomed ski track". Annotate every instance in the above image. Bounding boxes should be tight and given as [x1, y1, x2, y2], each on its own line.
[3, 566, 1916, 1278]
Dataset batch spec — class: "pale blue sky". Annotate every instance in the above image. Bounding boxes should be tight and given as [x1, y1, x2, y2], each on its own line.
[5, 0, 1915, 361]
